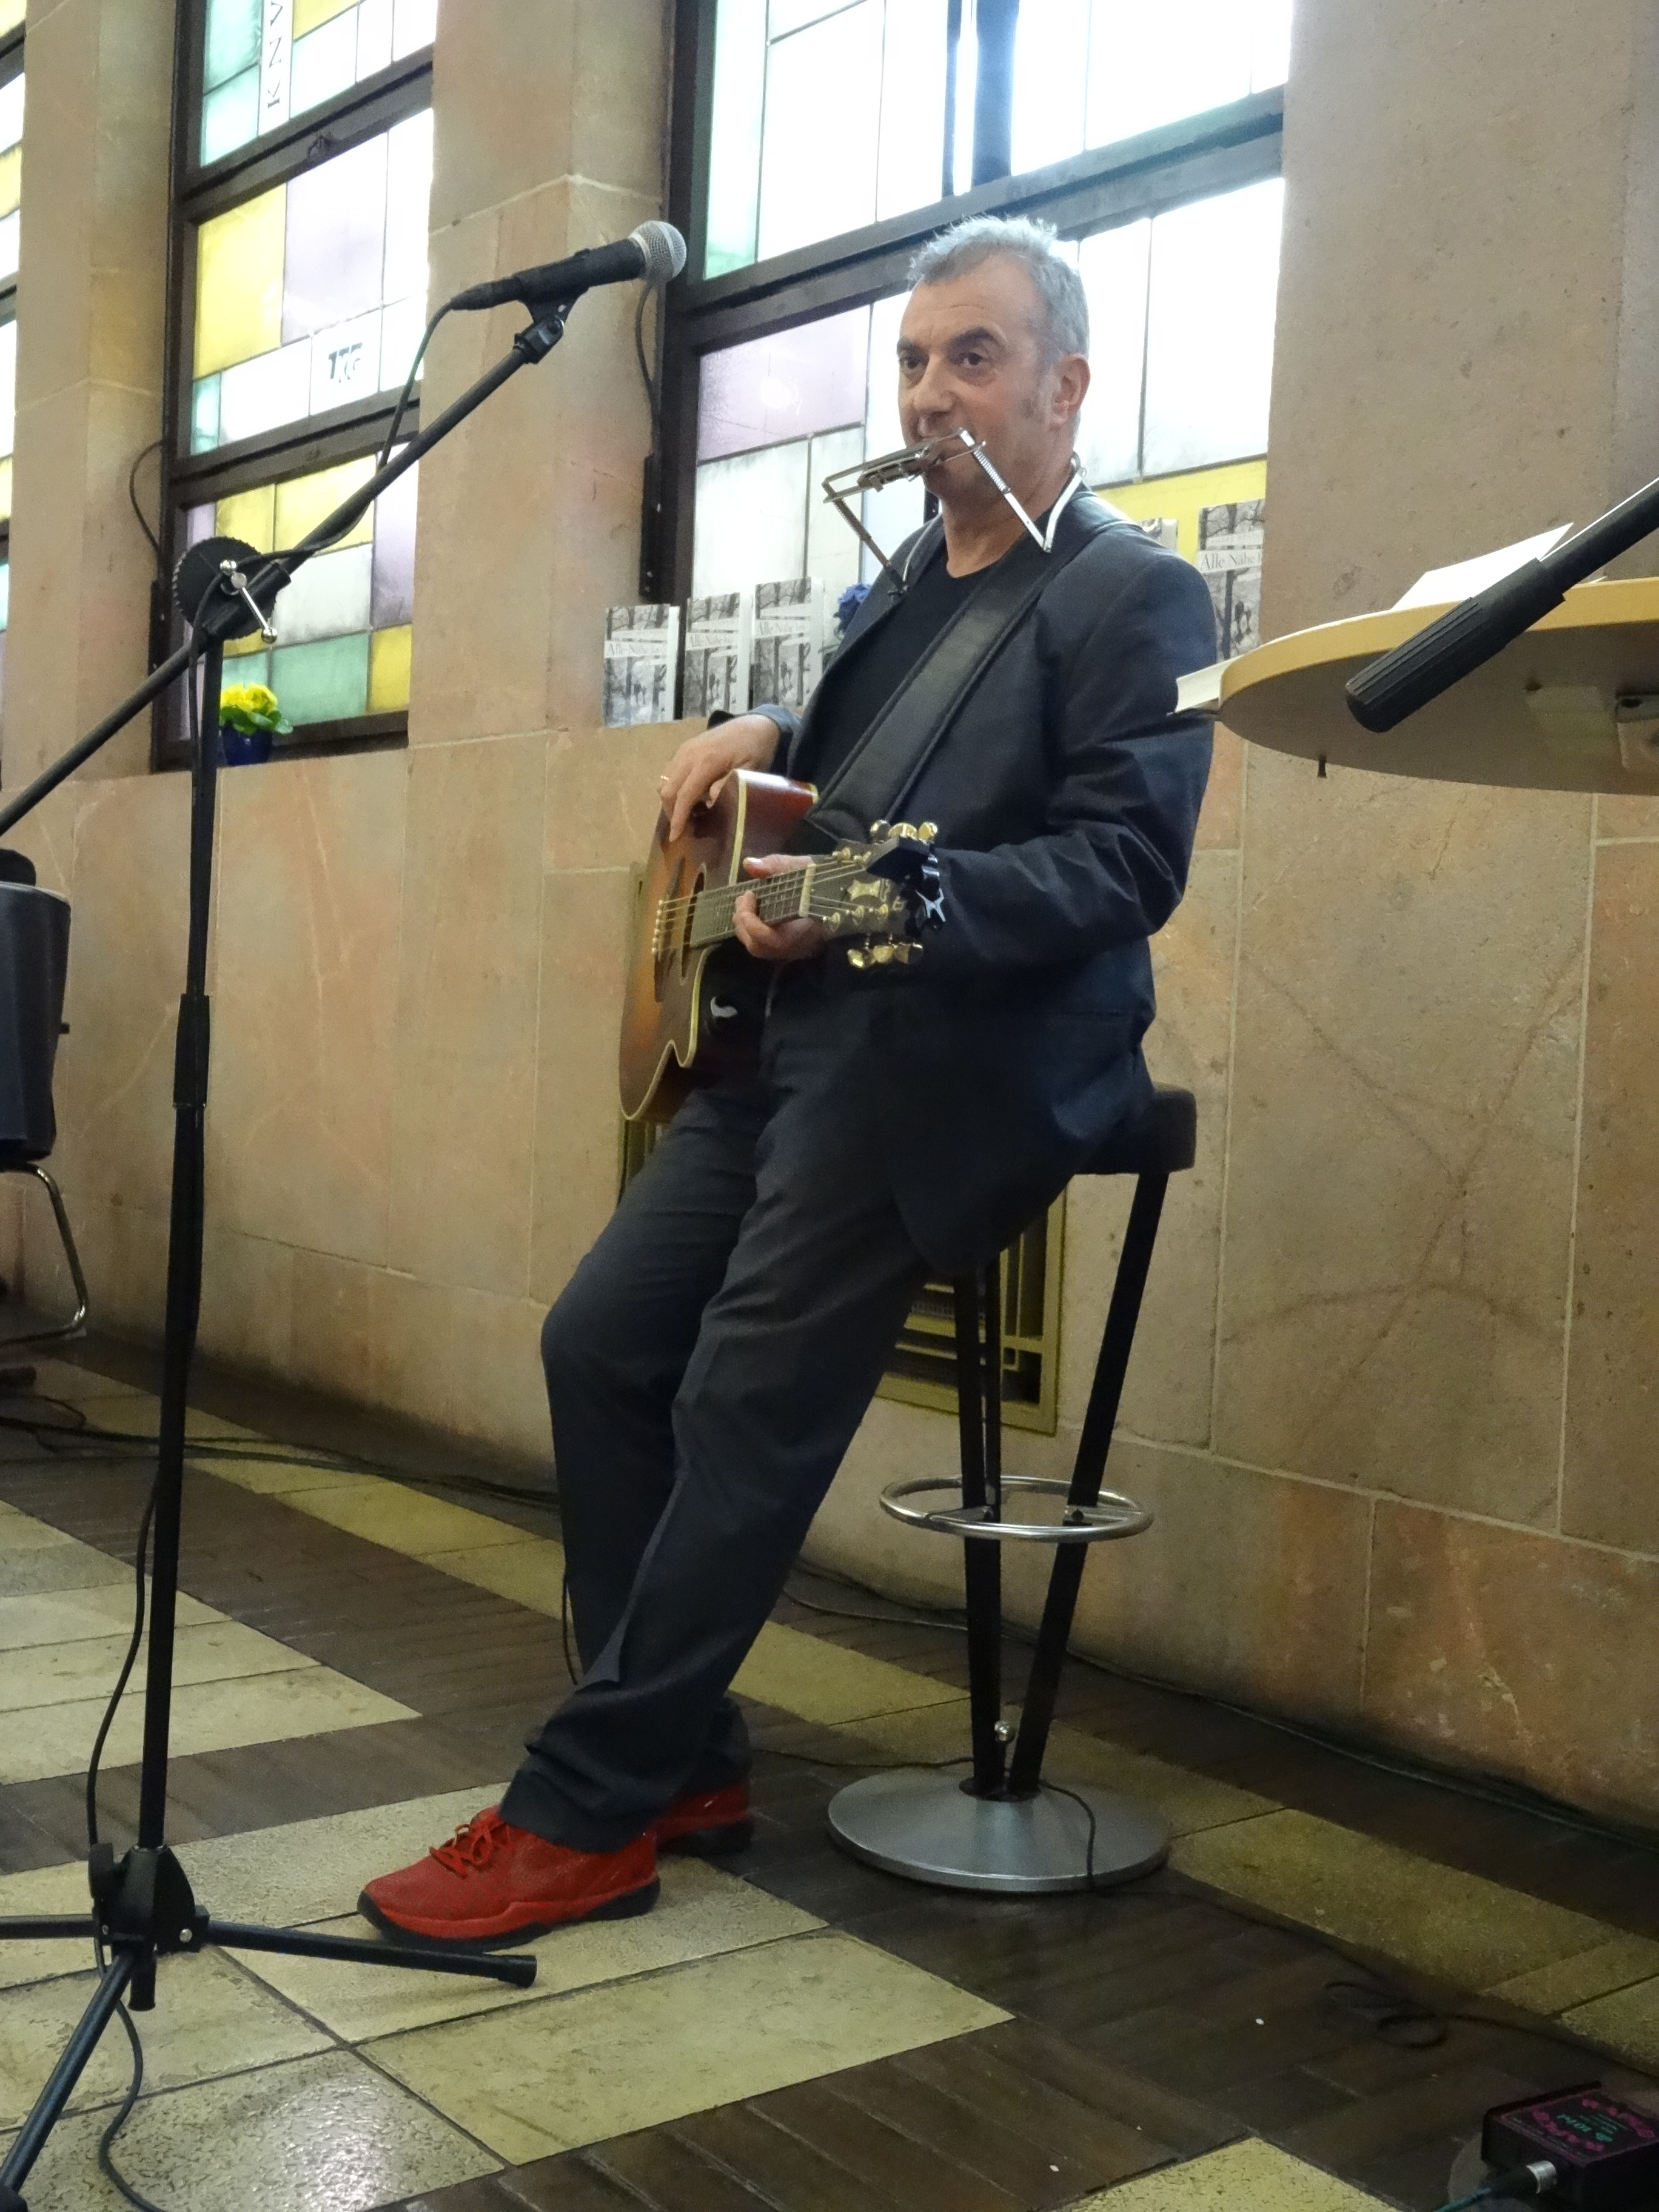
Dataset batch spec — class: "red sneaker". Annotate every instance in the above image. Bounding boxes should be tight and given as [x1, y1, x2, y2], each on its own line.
[358, 1807, 658, 1947]
[654, 1780, 752, 1858]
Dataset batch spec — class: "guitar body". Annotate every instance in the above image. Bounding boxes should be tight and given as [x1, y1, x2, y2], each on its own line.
[619, 769, 819, 1123]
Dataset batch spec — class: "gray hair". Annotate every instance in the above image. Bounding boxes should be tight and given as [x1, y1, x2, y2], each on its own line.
[908, 215, 1088, 364]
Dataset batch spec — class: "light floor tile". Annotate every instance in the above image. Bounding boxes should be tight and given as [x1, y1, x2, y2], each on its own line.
[1173, 1809, 1613, 1990]
[281, 1476, 530, 1557]
[734, 1620, 962, 1724]
[0, 1666, 414, 1784]
[0, 1504, 107, 1555]
[418, 1535, 565, 1610]
[0, 1581, 218, 1652]
[189, 1450, 377, 1497]
[240, 1858, 821, 2040]
[850, 1705, 1274, 1838]
[0, 1860, 98, 1991]
[0, 1621, 317, 1714]
[0, 1951, 330, 2127]
[175, 1788, 509, 1927]
[369, 1928, 1006, 2162]
[0, 1541, 129, 1599]
[1488, 1934, 1659, 2016]
[1565, 1975, 1659, 2066]
[65, 1393, 255, 1443]
[0, 2048, 500, 2212]
[1070, 2139, 1387, 2208]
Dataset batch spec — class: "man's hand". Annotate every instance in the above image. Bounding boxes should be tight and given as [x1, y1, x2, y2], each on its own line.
[659, 714, 782, 843]
[734, 853, 828, 964]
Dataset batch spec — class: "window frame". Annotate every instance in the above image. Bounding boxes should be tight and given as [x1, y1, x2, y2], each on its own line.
[648, 0, 1284, 605]
[153, 1, 436, 766]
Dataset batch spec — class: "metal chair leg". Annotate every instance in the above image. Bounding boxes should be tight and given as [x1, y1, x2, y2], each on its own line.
[0, 1162, 89, 1347]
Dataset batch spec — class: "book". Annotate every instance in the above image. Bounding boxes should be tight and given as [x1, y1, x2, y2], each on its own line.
[602, 603, 681, 727]
[683, 591, 752, 720]
[1195, 500, 1265, 659]
[750, 578, 826, 714]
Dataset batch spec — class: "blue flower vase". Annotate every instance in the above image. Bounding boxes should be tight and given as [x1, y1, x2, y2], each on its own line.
[219, 722, 274, 766]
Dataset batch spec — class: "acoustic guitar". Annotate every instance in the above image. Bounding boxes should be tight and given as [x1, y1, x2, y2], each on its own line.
[618, 768, 942, 1122]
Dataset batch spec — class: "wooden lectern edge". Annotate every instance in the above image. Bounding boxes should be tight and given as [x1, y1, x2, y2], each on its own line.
[1219, 573, 1659, 707]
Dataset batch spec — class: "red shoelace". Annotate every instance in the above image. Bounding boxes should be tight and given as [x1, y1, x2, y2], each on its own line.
[430, 1808, 511, 1875]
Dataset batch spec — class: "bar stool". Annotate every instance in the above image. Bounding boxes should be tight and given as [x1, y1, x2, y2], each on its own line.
[0, 874, 88, 1350]
[827, 1084, 1197, 1894]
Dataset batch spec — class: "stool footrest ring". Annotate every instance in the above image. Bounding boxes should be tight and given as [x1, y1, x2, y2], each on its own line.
[880, 1474, 1151, 1544]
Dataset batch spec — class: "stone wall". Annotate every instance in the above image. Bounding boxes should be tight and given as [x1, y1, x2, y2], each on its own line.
[13, 0, 1659, 1829]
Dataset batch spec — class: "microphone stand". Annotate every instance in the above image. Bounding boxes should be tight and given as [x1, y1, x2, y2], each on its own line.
[1346, 464, 1659, 731]
[0, 296, 581, 2212]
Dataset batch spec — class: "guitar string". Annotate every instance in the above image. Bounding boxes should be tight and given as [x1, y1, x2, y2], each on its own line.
[652, 854, 885, 923]
[653, 856, 897, 939]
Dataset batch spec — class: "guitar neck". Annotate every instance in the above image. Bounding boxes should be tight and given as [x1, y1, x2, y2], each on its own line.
[656, 854, 907, 956]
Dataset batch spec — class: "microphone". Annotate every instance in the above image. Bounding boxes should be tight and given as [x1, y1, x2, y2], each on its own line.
[447, 221, 687, 314]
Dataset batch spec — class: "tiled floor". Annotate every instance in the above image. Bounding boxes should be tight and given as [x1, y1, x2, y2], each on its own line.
[0, 1344, 1657, 2209]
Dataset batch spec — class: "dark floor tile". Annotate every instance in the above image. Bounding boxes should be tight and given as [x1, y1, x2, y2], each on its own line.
[670, 2103, 896, 2212]
[586, 2128, 785, 2211]
[748, 2077, 1024, 2212]
[399, 2179, 530, 2212]
[975, 2019, 1238, 2158]
[1277, 2059, 1540, 2171]
[824, 2051, 1100, 2205]
[492, 2156, 641, 2212]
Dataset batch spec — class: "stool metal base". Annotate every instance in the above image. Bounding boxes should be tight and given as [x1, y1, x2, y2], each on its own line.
[827, 1765, 1170, 1894]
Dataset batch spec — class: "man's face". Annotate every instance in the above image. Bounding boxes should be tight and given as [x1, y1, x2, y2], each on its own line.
[894, 254, 1088, 504]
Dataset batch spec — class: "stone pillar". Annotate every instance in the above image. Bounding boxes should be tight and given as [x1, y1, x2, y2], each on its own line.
[8, 0, 175, 788]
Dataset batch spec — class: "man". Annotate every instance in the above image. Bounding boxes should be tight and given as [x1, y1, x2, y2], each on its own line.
[361, 215, 1216, 1945]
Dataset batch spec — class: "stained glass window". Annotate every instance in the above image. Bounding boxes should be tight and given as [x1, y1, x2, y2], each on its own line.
[186, 451, 417, 729]
[690, 176, 1281, 606]
[706, 0, 951, 277]
[0, 68, 21, 284]
[190, 107, 432, 454]
[1011, 0, 1291, 175]
[164, 1, 431, 759]
[199, 0, 437, 169]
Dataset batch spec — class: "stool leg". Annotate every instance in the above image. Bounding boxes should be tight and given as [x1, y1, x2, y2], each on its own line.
[1008, 1173, 1168, 1797]
[953, 1272, 1005, 1797]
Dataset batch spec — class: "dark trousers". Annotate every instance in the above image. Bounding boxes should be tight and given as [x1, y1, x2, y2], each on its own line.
[499, 982, 931, 1852]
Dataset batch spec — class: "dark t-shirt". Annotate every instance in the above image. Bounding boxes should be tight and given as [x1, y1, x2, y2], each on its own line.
[798, 546, 986, 793]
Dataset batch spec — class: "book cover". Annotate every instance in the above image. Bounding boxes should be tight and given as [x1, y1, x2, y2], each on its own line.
[1195, 500, 1265, 659]
[683, 591, 752, 720]
[750, 578, 827, 714]
[602, 603, 681, 727]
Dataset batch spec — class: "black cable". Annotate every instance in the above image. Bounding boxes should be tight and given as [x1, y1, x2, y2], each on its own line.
[634, 284, 660, 448]
[84, 1473, 159, 1852]
[377, 303, 447, 469]
[127, 440, 164, 562]
[96, 2001, 168, 2212]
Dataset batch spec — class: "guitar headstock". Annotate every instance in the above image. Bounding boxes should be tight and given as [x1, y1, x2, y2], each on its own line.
[809, 819, 943, 969]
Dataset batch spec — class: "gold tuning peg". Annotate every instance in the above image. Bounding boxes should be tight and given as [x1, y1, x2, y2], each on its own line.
[890, 821, 916, 841]
[869, 820, 890, 839]
[917, 821, 938, 842]
[894, 942, 920, 964]
[847, 945, 870, 970]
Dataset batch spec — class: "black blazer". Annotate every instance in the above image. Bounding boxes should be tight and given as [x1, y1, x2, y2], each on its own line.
[759, 491, 1216, 1272]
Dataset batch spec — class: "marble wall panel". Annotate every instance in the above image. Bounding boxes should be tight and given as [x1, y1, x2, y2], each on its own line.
[1266, 0, 1644, 636]
[543, 722, 694, 875]
[1217, 748, 1587, 1521]
[197, 1228, 295, 1382]
[1195, 726, 1244, 853]
[411, 181, 655, 749]
[289, 1250, 377, 1406]
[367, 1269, 456, 1435]
[54, 775, 190, 1222]
[389, 734, 545, 1298]
[1365, 1503, 1659, 1823]
[430, 0, 666, 226]
[529, 866, 635, 1307]
[1561, 840, 1659, 1551]
[1060, 848, 1237, 1448]
[447, 1287, 552, 1462]
[207, 751, 407, 1265]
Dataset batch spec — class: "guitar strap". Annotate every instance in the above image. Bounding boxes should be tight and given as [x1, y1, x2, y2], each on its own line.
[802, 492, 1116, 847]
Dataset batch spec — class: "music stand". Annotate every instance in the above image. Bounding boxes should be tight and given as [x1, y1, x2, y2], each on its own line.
[0, 298, 589, 2212]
